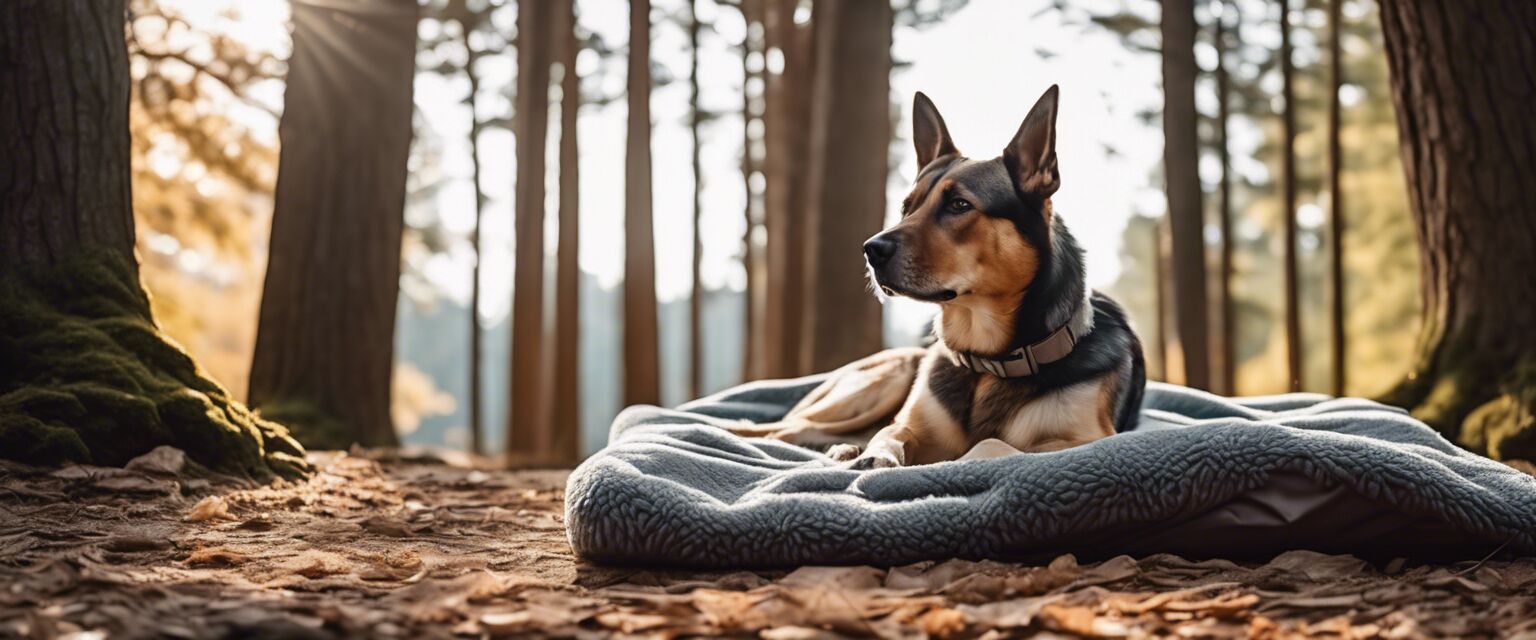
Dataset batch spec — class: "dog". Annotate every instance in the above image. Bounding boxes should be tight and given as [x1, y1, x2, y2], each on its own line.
[739, 86, 1146, 469]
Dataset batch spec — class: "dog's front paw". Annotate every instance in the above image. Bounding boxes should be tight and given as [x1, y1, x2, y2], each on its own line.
[846, 453, 901, 470]
[825, 443, 862, 462]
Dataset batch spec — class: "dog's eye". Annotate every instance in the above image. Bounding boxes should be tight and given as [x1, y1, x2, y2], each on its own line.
[947, 198, 973, 213]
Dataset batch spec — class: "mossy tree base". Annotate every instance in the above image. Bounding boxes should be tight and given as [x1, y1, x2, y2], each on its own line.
[0, 254, 309, 481]
[1381, 331, 1536, 462]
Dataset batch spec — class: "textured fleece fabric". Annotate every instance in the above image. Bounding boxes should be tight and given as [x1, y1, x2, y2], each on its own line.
[565, 376, 1536, 568]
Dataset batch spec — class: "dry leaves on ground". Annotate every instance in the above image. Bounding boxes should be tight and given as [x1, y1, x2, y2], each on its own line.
[2, 448, 1534, 638]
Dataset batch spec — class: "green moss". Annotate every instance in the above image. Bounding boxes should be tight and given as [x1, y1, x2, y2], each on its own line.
[0, 253, 308, 480]
[253, 400, 353, 451]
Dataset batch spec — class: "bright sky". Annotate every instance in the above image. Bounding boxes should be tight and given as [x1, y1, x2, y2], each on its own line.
[173, 0, 1168, 333]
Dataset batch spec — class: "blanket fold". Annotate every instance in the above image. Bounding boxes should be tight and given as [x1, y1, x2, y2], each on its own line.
[566, 374, 1536, 568]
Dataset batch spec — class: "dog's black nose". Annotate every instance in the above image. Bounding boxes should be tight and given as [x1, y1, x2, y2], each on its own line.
[863, 235, 898, 267]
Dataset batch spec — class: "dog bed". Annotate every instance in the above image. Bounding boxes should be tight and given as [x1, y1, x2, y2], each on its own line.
[564, 375, 1536, 568]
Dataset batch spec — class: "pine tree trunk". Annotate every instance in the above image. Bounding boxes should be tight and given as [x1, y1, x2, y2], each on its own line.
[1377, 0, 1536, 460]
[761, 0, 813, 378]
[738, 0, 762, 383]
[1327, 0, 1346, 396]
[688, 0, 704, 400]
[1279, 0, 1302, 392]
[551, 0, 582, 464]
[247, 0, 418, 449]
[799, 0, 889, 374]
[0, 0, 307, 479]
[1214, 0, 1236, 396]
[510, 0, 555, 457]
[463, 30, 487, 457]
[0, 1, 134, 268]
[1159, 0, 1210, 391]
[624, 0, 661, 406]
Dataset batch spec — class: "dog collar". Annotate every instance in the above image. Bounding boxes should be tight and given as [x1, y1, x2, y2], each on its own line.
[951, 305, 1089, 378]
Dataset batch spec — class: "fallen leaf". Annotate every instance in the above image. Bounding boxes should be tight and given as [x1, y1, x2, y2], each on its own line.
[186, 547, 247, 567]
[362, 515, 415, 538]
[918, 606, 968, 637]
[1264, 550, 1370, 581]
[693, 589, 773, 629]
[94, 475, 177, 495]
[1258, 594, 1365, 610]
[1422, 574, 1489, 593]
[186, 496, 235, 522]
[1040, 603, 1127, 637]
[100, 536, 172, 553]
[958, 595, 1063, 628]
[593, 610, 673, 633]
[125, 446, 186, 475]
[780, 565, 885, 590]
[1076, 555, 1139, 587]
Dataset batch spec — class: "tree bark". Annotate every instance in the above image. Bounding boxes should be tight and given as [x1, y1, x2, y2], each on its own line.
[760, 0, 813, 378]
[738, 0, 763, 383]
[1327, 0, 1346, 396]
[0, 0, 306, 479]
[249, 0, 418, 449]
[551, 0, 582, 464]
[1214, 0, 1236, 395]
[624, 0, 661, 406]
[509, 0, 554, 457]
[1159, 0, 1210, 390]
[1279, 0, 1302, 392]
[688, 0, 704, 400]
[0, 0, 134, 268]
[799, 0, 889, 374]
[461, 17, 488, 457]
[1377, 0, 1536, 460]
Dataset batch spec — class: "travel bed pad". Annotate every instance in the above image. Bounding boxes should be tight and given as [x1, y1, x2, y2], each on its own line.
[565, 375, 1536, 568]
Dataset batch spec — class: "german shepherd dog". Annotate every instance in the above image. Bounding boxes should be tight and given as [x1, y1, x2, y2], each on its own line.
[817, 86, 1147, 469]
[728, 86, 1146, 467]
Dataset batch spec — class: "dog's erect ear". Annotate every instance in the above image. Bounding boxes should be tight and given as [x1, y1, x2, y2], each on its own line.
[1004, 85, 1060, 199]
[913, 92, 958, 170]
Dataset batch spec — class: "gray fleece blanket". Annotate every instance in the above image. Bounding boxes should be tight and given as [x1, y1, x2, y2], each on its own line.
[564, 376, 1536, 568]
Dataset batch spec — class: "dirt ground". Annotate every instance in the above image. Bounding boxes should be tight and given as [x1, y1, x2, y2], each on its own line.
[3, 449, 1535, 639]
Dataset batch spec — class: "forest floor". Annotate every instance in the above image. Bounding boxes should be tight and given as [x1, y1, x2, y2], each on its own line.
[3, 449, 1535, 639]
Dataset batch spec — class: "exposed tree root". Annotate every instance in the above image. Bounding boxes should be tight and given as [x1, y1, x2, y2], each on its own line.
[0, 254, 308, 480]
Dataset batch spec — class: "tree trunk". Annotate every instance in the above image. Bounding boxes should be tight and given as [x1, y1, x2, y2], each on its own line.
[737, 0, 768, 382]
[0, 2, 134, 267]
[551, 0, 582, 464]
[688, 0, 704, 400]
[510, 0, 554, 457]
[1152, 221, 1170, 381]
[463, 26, 487, 457]
[738, 0, 763, 383]
[1214, 0, 1236, 396]
[249, 0, 418, 449]
[1327, 0, 1346, 396]
[0, 0, 306, 479]
[1377, 0, 1536, 460]
[799, 0, 889, 373]
[624, 0, 661, 406]
[1160, 0, 1210, 391]
[760, 0, 813, 378]
[1279, 0, 1302, 392]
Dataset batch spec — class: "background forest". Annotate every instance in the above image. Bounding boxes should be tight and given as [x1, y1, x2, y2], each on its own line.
[118, 0, 1416, 460]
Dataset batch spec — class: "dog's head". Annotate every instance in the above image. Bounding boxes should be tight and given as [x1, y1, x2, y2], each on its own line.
[864, 86, 1061, 305]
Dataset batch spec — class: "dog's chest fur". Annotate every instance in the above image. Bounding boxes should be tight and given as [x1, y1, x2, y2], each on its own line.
[927, 357, 1110, 449]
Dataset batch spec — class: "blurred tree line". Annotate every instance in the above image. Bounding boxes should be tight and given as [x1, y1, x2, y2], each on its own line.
[3, 0, 1533, 476]
[1095, 0, 1419, 399]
